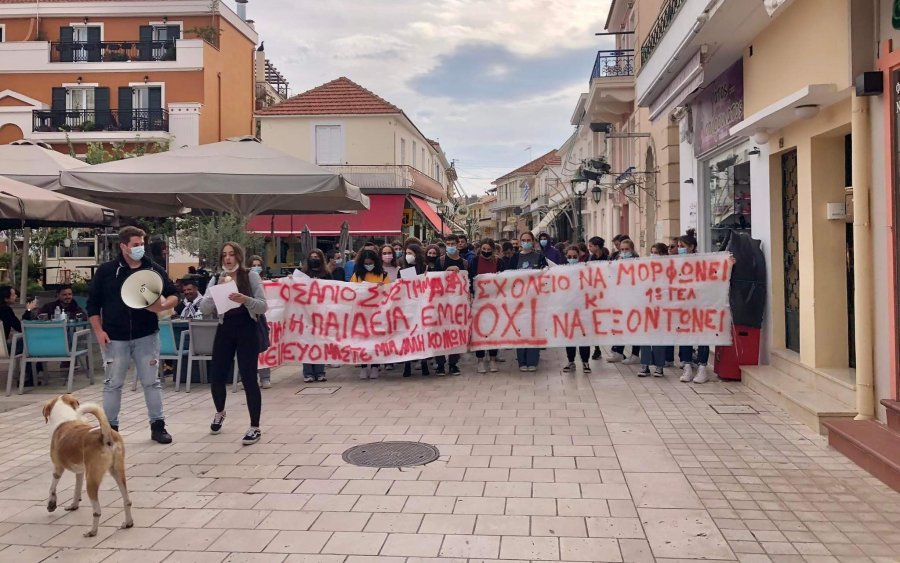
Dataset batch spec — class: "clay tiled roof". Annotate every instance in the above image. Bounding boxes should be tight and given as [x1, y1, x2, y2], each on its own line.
[494, 150, 562, 183]
[256, 77, 402, 116]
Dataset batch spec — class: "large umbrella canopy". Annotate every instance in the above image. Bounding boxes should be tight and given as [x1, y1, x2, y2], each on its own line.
[57, 136, 370, 217]
[0, 141, 87, 189]
[0, 175, 116, 229]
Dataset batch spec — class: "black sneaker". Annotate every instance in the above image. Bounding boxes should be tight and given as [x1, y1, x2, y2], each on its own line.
[449, 365, 461, 376]
[210, 412, 226, 435]
[242, 427, 261, 445]
[638, 366, 651, 378]
[110, 424, 119, 432]
[150, 420, 172, 444]
[422, 364, 431, 376]
[435, 366, 446, 376]
[316, 376, 327, 382]
[403, 365, 412, 377]
[583, 362, 592, 373]
[562, 362, 576, 373]
[592, 348, 602, 360]
[653, 367, 664, 377]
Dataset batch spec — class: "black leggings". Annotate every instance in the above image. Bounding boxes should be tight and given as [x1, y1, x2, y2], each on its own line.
[475, 349, 498, 359]
[566, 346, 590, 362]
[210, 311, 262, 427]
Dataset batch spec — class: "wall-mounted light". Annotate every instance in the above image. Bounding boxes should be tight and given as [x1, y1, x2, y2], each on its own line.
[76, 76, 83, 84]
[684, 178, 694, 184]
[82, 17, 89, 24]
[143, 75, 150, 83]
[752, 129, 770, 145]
[748, 147, 761, 156]
[794, 104, 820, 119]
[162, 16, 168, 23]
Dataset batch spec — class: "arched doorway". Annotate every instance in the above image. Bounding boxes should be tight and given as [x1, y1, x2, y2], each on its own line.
[0, 123, 24, 145]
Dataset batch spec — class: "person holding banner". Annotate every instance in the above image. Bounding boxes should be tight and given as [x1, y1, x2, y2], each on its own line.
[247, 255, 273, 389]
[677, 229, 711, 384]
[433, 234, 468, 376]
[509, 231, 547, 372]
[298, 248, 340, 382]
[562, 245, 592, 374]
[468, 238, 503, 374]
[608, 238, 642, 365]
[350, 249, 391, 379]
[424, 244, 441, 270]
[401, 244, 432, 378]
[380, 244, 401, 282]
[200, 242, 269, 446]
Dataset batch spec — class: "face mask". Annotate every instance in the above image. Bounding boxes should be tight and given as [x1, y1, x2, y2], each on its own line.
[426, 255, 437, 263]
[308, 259, 321, 268]
[251, 266, 262, 274]
[620, 251, 633, 258]
[521, 242, 533, 251]
[567, 258, 579, 265]
[334, 258, 343, 266]
[364, 263, 375, 272]
[540, 239, 548, 248]
[677, 247, 689, 255]
[404, 254, 415, 265]
[395, 251, 403, 259]
[481, 250, 492, 258]
[382, 254, 393, 263]
[128, 245, 145, 261]
[446, 245, 458, 255]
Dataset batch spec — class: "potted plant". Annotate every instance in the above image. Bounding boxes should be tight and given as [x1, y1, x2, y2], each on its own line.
[81, 121, 96, 131]
[110, 52, 130, 62]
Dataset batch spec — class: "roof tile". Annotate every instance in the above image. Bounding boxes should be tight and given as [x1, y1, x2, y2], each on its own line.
[256, 77, 402, 116]
[494, 150, 561, 183]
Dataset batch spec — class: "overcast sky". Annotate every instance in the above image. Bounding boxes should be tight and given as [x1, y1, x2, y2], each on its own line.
[225, 0, 613, 195]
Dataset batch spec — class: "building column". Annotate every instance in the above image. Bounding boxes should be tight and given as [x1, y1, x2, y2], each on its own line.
[168, 102, 202, 147]
[852, 93, 874, 420]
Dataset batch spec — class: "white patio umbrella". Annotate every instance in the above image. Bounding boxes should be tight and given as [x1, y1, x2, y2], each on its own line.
[58, 136, 370, 217]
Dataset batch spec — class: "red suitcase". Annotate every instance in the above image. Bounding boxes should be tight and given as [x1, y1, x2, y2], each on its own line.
[714, 325, 761, 380]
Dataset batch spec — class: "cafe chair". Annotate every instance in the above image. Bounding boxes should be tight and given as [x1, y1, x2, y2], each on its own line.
[133, 319, 188, 391]
[183, 320, 237, 393]
[18, 321, 93, 394]
[2, 333, 23, 397]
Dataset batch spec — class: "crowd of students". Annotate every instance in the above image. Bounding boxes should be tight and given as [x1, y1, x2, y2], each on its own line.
[251, 228, 714, 384]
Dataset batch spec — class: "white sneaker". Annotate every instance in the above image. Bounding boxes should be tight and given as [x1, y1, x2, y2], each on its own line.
[359, 368, 369, 380]
[680, 364, 694, 383]
[693, 365, 709, 384]
[261, 380, 272, 389]
[368, 366, 379, 379]
[476, 360, 487, 374]
[622, 355, 640, 365]
[606, 352, 625, 363]
[488, 359, 498, 372]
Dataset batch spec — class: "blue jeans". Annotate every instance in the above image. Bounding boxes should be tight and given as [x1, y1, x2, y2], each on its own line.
[258, 367, 271, 382]
[679, 346, 710, 366]
[103, 333, 164, 427]
[640, 346, 666, 368]
[516, 348, 540, 368]
[302, 364, 325, 378]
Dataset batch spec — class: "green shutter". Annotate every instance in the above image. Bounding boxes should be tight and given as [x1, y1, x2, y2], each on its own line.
[94, 87, 110, 129]
[86, 26, 101, 62]
[58, 26, 74, 62]
[118, 86, 133, 131]
[51, 87, 66, 128]
[138, 25, 153, 61]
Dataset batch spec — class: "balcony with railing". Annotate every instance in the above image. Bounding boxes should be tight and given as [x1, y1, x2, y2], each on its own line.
[321, 164, 445, 200]
[586, 47, 636, 123]
[49, 40, 177, 63]
[640, 0, 688, 65]
[32, 109, 170, 133]
[590, 50, 634, 84]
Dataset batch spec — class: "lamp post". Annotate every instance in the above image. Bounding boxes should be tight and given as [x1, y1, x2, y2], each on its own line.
[570, 167, 589, 243]
[436, 203, 447, 238]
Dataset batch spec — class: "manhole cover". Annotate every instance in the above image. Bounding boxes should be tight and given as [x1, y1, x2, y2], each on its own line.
[711, 404, 758, 414]
[342, 441, 440, 468]
[296, 386, 340, 395]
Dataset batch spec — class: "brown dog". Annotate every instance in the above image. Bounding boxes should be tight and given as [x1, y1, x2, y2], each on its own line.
[42, 394, 133, 537]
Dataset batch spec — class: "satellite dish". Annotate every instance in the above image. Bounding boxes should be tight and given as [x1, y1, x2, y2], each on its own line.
[121, 269, 164, 309]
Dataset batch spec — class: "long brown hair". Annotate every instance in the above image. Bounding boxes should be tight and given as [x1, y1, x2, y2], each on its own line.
[220, 241, 252, 296]
[303, 248, 332, 277]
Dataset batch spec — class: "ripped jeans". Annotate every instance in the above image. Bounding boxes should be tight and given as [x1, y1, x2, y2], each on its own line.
[103, 333, 164, 427]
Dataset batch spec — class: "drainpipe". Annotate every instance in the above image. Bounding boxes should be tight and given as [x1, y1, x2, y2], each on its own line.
[852, 93, 875, 421]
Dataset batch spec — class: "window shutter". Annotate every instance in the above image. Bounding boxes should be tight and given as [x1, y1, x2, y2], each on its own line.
[148, 86, 163, 129]
[86, 26, 102, 62]
[94, 87, 110, 129]
[118, 86, 133, 131]
[166, 25, 181, 40]
[59, 26, 74, 62]
[138, 25, 153, 61]
[50, 87, 66, 128]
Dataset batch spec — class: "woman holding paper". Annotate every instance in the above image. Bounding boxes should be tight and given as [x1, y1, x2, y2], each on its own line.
[350, 249, 391, 380]
[200, 242, 269, 446]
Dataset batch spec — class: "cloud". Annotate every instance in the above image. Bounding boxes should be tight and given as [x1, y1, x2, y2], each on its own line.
[408, 42, 597, 103]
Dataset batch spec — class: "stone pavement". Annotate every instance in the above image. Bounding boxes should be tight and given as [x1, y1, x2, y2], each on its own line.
[0, 349, 898, 563]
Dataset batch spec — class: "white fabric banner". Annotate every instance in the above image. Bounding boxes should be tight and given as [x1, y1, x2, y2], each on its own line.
[469, 252, 733, 350]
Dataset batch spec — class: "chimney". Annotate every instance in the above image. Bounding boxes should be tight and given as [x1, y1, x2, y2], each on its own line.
[236, 0, 248, 21]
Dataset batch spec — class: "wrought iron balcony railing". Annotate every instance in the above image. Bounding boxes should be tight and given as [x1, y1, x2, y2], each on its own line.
[32, 109, 170, 133]
[590, 50, 635, 84]
[50, 40, 177, 63]
[640, 0, 688, 65]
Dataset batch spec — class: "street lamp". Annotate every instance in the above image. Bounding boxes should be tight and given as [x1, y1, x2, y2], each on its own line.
[591, 184, 603, 204]
[570, 167, 589, 243]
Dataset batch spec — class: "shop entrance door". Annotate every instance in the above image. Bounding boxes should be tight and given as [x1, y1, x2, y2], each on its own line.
[782, 149, 800, 353]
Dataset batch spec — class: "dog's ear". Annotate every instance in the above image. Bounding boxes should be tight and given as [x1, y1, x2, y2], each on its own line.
[42, 398, 56, 423]
[60, 394, 80, 410]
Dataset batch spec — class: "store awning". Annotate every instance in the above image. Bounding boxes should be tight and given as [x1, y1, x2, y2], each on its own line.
[408, 195, 451, 236]
[532, 207, 563, 236]
[247, 194, 404, 236]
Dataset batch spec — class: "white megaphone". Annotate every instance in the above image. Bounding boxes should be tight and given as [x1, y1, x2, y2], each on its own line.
[120, 269, 164, 310]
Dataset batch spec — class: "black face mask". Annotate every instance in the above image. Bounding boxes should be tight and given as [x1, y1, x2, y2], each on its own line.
[481, 250, 492, 258]
[426, 255, 437, 263]
[308, 259, 321, 268]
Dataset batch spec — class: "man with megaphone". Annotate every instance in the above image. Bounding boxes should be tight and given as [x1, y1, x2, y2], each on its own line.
[87, 226, 179, 444]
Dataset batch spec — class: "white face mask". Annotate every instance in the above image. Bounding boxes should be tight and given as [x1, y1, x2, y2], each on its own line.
[406, 254, 417, 265]
[128, 245, 145, 261]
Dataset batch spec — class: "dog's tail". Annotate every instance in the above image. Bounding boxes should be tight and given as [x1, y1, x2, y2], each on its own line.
[76, 403, 114, 447]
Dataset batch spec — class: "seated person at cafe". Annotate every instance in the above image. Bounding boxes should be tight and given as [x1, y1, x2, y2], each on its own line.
[174, 278, 204, 319]
[32, 285, 85, 320]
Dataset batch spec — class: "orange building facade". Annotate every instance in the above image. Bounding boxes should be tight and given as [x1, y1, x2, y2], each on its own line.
[0, 0, 258, 154]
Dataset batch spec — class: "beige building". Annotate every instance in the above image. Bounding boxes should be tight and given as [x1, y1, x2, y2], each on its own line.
[249, 77, 455, 270]
[491, 150, 560, 239]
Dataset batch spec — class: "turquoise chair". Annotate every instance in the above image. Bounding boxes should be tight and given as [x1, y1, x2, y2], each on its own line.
[182, 320, 238, 393]
[132, 319, 189, 391]
[19, 321, 93, 394]
[74, 295, 88, 311]
[3, 333, 23, 397]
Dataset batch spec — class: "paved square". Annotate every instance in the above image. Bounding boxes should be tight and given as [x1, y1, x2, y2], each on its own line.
[1, 349, 899, 562]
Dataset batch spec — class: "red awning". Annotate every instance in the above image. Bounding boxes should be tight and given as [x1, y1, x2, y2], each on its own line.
[247, 194, 405, 236]
[408, 195, 450, 235]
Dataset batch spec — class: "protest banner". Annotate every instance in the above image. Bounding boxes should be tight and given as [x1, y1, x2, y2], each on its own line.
[469, 252, 733, 350]
[259, 271, 471, 367]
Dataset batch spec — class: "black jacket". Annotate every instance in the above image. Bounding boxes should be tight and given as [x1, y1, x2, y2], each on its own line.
[87, 254, 177, 342]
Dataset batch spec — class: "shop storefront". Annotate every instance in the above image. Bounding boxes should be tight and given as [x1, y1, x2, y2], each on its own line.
[690, 60, 749, 251]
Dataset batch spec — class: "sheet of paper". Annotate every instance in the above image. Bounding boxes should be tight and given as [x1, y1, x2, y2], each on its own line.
[293, 269, 309, 279]
[207, 280, 240, 315]
[399, 266, 419, 280]
[544, 257, 557, 266]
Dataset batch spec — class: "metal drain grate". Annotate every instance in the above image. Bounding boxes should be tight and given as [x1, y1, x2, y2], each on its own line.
[296, 386, 340, 395]
[342, 441, 440, 468]
[711, 404, 758, 414]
